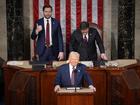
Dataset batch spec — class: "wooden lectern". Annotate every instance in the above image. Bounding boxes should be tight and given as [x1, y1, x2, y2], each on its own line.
[57, 88, 94, 105]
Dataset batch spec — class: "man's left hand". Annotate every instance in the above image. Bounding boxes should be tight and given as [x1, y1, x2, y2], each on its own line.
[89, 85, 96, 92]
[100, 53, 108, 60]
[58, 52, 64, 61]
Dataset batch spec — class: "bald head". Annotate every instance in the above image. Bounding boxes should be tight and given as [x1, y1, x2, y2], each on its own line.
[68, 52, 80, 66]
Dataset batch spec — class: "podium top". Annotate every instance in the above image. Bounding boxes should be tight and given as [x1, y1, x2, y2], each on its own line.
[57, 88, 94, 94]
[6, 59, 138, 69]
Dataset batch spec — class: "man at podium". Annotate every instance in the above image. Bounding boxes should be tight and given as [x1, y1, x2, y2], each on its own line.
[54, 51, 96, 92]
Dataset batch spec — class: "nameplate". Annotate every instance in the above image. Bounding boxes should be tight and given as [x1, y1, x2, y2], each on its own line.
[57, 88, 94, 93]
[66, 87, 81, 90]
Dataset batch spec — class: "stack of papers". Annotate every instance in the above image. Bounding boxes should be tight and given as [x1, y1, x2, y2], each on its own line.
[7, 61, 24, 66]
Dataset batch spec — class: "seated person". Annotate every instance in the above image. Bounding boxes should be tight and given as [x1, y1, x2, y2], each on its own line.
[54, 51, 96, 92]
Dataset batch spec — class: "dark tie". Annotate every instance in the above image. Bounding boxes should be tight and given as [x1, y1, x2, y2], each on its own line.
[71, 66, 77, 86]
[83, 35, 88, 43]
[46, 20, 50, 47]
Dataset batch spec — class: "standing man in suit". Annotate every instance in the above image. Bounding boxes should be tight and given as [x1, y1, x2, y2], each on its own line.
[54, 51, 96, 92]
[69, 21, 107, 62]
[31, 5, 64, 62]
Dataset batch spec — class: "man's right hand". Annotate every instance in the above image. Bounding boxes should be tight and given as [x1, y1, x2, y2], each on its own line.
[54, 85, 60, 92]
[35, 24, 42, 35]
[100, 53, 108, 61]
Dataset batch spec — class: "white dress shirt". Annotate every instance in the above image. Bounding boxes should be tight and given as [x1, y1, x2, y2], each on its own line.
[69, 64, 77, 79]
[44, 17, 52, 46]
[82, 33, 89, 41]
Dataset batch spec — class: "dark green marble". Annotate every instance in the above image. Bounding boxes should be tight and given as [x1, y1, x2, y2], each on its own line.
[118, 0, 135, 59]
[6, 0, 30, 60]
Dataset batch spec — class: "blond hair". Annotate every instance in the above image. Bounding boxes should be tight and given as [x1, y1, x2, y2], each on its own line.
[66, 52, 80, 63]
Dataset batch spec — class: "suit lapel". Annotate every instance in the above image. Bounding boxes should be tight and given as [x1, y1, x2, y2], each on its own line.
[51, 18, 55, 37]
[65, 64, 71, 85]
[88, 29, 93, 43]
[40, 18, 45, 41]
[75, 64, 82, 83]
[79, 31, 84, 42]
[40, 18, 45, 31]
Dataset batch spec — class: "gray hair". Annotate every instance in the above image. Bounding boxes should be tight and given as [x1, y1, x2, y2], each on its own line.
[68, 51, 80, 60]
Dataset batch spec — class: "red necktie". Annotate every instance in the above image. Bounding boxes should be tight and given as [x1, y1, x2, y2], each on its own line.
[46, 20, 50, 47]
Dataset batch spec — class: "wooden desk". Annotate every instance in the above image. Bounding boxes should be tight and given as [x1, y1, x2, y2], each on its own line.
[3, 62, 140, 105]
[57, 88, 94, 105]
[3, 65, 41, 105]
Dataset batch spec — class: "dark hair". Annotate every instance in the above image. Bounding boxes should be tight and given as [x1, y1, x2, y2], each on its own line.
[80, 21, 89, 30]
[43, 4, 53, 11]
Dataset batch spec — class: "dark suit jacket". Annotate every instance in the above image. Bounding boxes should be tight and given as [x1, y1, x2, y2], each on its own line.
[69, 28, 105, 61]
[55, 63, 93, 87]
[31, 17, 63, 59]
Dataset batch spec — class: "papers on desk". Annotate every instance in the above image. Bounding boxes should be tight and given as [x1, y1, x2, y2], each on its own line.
[80, 61, 93, 67]
[7, 61, 32, 68]
[7, 61, 24, 66]
[105, 59, 137, 67]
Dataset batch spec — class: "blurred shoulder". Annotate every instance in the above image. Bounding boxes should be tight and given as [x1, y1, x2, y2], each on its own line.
[77, 63, 86, 69]
[89, 27, 98, 32]
[37, 18, 44, 22]
[51, 18, 60, 24]
[72, 29, 81, 36]
[57, 64, 68, 71]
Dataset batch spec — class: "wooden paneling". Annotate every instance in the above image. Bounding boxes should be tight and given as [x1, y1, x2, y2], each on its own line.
[3, 65, 21, 105]
[107, 69, 140, 105]
[3, 66, 41, 105]
[88, 69, 107, 105]
[57, 93, 94, 105]
[22, 70, 41, 105]
[3, 63, 140, 105]
[40, 70, 57, 105]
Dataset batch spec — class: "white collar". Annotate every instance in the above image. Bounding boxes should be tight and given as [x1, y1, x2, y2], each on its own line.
[44, 17, 51, 21]
[69, 64, 76, 69]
